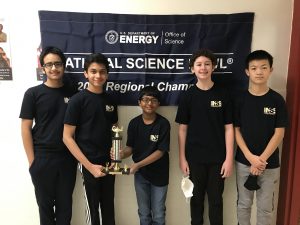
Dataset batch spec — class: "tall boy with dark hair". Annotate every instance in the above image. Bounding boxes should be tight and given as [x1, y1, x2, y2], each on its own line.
[234, 50, 288, 225]
[176, 49, 234, 225]
[63, 53, 118, 225]
[20, 46, 77, 225]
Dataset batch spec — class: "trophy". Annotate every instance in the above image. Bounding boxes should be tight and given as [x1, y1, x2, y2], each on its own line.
[103, 126, 130, 175]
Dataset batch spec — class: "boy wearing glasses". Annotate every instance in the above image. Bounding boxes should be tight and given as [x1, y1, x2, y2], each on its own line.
[20, 46, 77, 225]
[63, 53, 118, 225]
[117, 85, 170, 225]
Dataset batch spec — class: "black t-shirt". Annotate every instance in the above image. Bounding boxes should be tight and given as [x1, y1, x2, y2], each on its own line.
[234, 89, 288, 168]
[19, 83, 76, 152]
[127, 114, 170, 186]
[175, 84, 233, 163]
[64, 89, 118, 162]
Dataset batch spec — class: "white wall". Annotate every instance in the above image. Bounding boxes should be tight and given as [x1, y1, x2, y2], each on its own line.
[0, 0, 293, 224]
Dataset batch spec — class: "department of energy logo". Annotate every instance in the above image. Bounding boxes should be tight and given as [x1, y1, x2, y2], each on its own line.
[105, 30, 119, 44]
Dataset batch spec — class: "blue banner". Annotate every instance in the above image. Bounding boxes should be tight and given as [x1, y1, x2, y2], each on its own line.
[39, 11, 254, 105]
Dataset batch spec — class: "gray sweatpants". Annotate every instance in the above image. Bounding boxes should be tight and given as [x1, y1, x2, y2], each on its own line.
[236, 162, 280, 225]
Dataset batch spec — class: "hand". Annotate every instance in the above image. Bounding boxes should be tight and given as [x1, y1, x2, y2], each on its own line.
[110, 148, 124, 160]
[248, 154, 267, 170]
[108, 162, 115, 170]
[88, 164, 106, 178]
[250, 165, 263, 176]
[179, 158, 190, 176]
[220, 159, 233, 178]
[110, 148, 114, 160]
[129, 163, 140, 174]
[119, 149, 125, 159]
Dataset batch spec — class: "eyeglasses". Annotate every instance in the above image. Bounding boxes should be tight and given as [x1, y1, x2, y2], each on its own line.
[140, 97, 159, 104]
[43, 61, 63, 69]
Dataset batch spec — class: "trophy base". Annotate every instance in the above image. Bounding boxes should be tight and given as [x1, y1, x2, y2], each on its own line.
[103, 162, 130, 175]
[103, 167, 130, 175]
[109, 168, 130, 175]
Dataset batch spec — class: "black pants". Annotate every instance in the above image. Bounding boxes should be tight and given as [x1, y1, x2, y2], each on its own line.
[82, 166, 116, 225]
[29, 151, 77, 225]
[189, 163, 224, 225]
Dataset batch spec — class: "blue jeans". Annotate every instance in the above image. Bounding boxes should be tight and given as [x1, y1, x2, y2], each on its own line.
[134, 172, 168, 225]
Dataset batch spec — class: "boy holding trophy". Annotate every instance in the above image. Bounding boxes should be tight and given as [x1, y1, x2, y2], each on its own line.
[63, 53, 118, 225]
[118, 86, 171, 225]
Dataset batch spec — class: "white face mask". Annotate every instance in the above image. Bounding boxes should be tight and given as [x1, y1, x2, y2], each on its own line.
[181, 176, 194, 202]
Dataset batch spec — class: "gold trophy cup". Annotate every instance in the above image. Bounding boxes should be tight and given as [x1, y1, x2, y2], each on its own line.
[104, 126, 129, 175]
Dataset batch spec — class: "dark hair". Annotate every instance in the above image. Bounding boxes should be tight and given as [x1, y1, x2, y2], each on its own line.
[84, 53, 109, 73]
[189, 49, 217, 68]
[245, 50, 273, 69]
[138, 86, 161, 102]
[39, 46, 66, 67]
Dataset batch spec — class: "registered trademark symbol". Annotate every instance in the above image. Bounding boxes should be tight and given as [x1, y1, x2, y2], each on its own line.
[227, 58, 233, 64]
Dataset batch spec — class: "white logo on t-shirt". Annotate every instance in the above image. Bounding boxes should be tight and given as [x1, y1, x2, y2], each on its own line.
[211, 100, 222, 107]
[106, 105, 114, 112]
[264, 107, 276, 115]
[150, 135, 159, 142]
[64, 97, 70, 103]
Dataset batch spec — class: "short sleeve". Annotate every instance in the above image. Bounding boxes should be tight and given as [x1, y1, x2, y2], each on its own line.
[157, 118, 170, 152]
[175, 92, 190, 124]
[19, 89, 35, 120]
[275, 95, 288, 128]
[64, 95, 81, 126]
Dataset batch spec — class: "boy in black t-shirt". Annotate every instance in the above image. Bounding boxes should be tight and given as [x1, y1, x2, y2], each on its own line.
[175, 49, 234, 225]
[20, 46, 77, 225]
[63, 53, 118, 225]
[118, 86, 170, 225]
[234, 50, 288, 225]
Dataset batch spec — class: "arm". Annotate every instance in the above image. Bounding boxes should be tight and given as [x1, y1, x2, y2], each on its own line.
[221, 123, 234, 178]
[21, 119, 34, 166]
[110, 146, 133, 161]
[249, 165, 263, 176]
[178, 124, 189, 176]
[260, 127, 285, 162]
[63, 124, 105, 178]
[120, 146, 133, 159]
[130, 150, 164, 174]
[235, 127, 267, 171]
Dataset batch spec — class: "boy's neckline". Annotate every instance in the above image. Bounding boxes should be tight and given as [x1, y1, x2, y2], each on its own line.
[248, 87, 270, 96]
[44, 81, 64, 88]
[87, 86, 103, 94]
[142, 113, 157, 125]
[196, 81, 214, 90]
